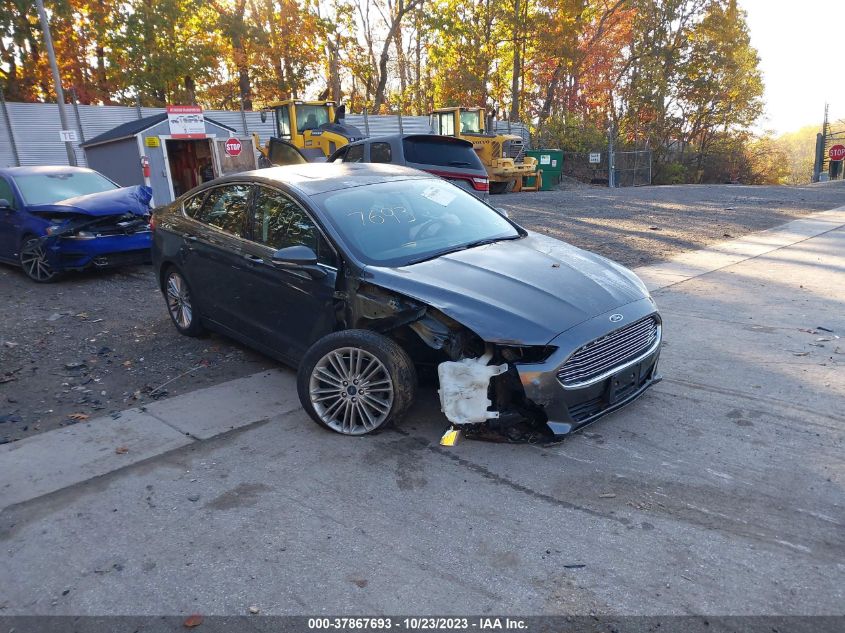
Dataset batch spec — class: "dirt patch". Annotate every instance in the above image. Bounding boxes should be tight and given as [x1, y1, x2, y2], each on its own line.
[0, 264, 272, 443]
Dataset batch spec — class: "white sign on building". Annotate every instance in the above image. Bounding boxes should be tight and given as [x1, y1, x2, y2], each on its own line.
[59, 129, 79, 143]
[167, 105, 205, 138]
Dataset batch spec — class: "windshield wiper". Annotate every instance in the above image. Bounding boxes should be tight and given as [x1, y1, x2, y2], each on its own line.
[404, 235, 521, 265]
[448, 161, 472, 166]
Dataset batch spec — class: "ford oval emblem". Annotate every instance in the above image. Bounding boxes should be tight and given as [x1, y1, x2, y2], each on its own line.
[609, 313, 624, 323]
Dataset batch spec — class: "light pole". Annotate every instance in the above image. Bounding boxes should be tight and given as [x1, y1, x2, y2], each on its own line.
[34, 0, 77, 166]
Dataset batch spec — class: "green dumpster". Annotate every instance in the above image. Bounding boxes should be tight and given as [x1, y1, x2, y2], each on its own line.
[525, 149, 563, 190]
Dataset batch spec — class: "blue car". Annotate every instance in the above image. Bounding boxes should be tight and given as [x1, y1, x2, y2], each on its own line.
[0, 166, 153, 282]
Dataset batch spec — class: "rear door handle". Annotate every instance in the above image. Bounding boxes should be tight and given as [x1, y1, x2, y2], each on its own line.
[184, 234, 198, 242]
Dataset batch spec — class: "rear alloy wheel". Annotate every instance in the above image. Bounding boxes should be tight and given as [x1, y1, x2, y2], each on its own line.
[19, 237, 58, 283]
[297, 330, 416, 436]
[164, 268, 204, 336]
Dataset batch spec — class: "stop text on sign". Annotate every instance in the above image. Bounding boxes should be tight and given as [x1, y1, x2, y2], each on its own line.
[829, 144, 845, 161]
[225, 138, 243, 157]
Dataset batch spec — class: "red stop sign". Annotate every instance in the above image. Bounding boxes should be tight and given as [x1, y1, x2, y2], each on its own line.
[224, 137, 242, 157]
[829, 144, 845, 161]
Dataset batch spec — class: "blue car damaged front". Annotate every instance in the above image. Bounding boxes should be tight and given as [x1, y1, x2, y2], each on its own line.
[0, 167, 153, 282]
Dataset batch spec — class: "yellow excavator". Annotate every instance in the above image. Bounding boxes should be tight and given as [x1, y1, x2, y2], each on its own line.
[430, 107, 538, 194]
[256, 100, 365, 164]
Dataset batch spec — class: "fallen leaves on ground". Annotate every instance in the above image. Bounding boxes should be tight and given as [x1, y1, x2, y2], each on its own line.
[183, 614, 203, 628]
[115, 446, 129, 454]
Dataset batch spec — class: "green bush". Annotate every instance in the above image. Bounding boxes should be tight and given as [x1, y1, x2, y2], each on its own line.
[654, 162, 688, 184]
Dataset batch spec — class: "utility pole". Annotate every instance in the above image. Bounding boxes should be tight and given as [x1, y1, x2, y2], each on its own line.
[35, 0, 76, 166]
[608, 125, 616, 188]
[814, 103, 829, 182]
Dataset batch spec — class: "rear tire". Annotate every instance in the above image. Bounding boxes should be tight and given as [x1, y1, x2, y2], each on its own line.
[162, 267, 205, 337]
[19, 236, 59, 283]
[297, 330, 417, 436]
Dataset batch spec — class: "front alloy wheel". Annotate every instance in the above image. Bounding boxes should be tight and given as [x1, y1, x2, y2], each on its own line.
[19, 237, 57, 282]
[164, 269, 203, 336]
[310, 347, 395, 435]
[297, 330, 416, 436]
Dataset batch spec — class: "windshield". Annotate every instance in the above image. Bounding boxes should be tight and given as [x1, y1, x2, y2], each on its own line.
[297, 105, 331, 133]
[460, 110, 481, 133]
[316, 179, 520, 267]
[14, 171, 118, 205]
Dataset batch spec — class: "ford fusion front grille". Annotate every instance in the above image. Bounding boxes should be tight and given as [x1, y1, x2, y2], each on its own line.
[557, 316, 660, 387]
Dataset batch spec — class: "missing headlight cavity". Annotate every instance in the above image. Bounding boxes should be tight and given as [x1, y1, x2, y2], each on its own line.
[436, 344, 553, 444]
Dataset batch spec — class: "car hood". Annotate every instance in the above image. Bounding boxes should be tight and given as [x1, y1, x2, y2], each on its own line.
[363, 231, 650, 345]
[27, 185, 153, 217]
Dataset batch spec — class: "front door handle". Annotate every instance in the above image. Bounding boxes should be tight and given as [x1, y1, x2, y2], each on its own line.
[243, 254, 264, 264]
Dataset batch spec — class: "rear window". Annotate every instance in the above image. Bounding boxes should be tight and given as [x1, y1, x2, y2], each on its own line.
[403, 138, 484, 170]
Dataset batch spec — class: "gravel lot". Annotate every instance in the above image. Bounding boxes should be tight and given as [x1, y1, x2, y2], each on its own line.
[1, 181, 843, 443]
[501, 180, 845, 267]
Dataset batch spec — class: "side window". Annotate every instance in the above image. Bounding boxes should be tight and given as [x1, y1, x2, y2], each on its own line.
[276, 107, 291, 137]
[344, 144, 364, 163]
[253, 187, 338, 267]
[330, 147, 347, 163]
[182, 191, 206, 218]
[437, 112, 455, 136]
[0, 177, 15, 208]
[253, 187, 317, 252]
[370, 142, 392, 164]
[195, 184, 251, 237]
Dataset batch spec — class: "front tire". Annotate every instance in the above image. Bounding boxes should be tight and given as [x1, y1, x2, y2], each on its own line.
[19, 236, 59, 283]
[163, 267, 205, 336]
[297, 330, 417, 436]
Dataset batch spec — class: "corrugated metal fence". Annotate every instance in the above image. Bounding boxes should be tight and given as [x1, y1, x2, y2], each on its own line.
[0, 101, 530, 168]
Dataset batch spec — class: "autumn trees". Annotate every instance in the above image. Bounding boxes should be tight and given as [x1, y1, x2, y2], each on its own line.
[1, 0, 768, 183]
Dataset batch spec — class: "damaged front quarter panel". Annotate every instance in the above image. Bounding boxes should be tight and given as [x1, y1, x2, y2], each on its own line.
[343, 280, 547, 439]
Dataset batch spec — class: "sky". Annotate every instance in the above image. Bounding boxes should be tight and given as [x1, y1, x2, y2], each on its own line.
[739, 0, 845, 135]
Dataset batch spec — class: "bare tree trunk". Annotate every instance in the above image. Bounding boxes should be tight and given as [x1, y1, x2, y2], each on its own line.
[372, 0, 419, 111]
[508, 0, 521, 121]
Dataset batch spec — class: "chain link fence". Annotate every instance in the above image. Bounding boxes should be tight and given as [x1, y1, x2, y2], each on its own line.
[613, 150, 653, 187]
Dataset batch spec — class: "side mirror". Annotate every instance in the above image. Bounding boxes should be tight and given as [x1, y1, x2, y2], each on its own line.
[271, 245, 326, 279]
[260, 110, 267, 123]
[336, 104, 346, 121]
[0, 198, 11, 210]
[495, 207, 509, 218]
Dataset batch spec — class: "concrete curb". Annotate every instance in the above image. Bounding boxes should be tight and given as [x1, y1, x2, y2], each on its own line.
[2, 205, 844, 511]
[634, 205, 845, 291]
[0, 369, 297, 509]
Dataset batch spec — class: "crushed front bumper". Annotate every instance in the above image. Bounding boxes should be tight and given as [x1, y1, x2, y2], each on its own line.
[514, 296, 662, 436]
[46, 231, 152, 271]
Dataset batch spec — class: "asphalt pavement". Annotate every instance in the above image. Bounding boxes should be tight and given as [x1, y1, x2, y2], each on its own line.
[0, 207, 842, 616]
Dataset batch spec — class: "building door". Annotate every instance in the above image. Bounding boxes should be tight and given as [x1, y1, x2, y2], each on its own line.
[164, 138, 216, 200]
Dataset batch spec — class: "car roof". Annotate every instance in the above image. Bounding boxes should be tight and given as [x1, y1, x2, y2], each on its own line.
[216, 162, 435, 196]
[344, 133, 473, 148]
[0, 165, 100, 178]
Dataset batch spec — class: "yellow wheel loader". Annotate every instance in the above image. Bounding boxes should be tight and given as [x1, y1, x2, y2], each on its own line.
[255, 100, 365, 165]
[431, 107, 537, 194]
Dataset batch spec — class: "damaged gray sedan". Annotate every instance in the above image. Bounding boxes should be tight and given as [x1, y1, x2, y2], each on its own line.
[151, 163, 661, 440]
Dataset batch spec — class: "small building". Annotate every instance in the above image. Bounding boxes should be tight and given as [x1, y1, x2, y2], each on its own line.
[81, 114, 257, 205]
